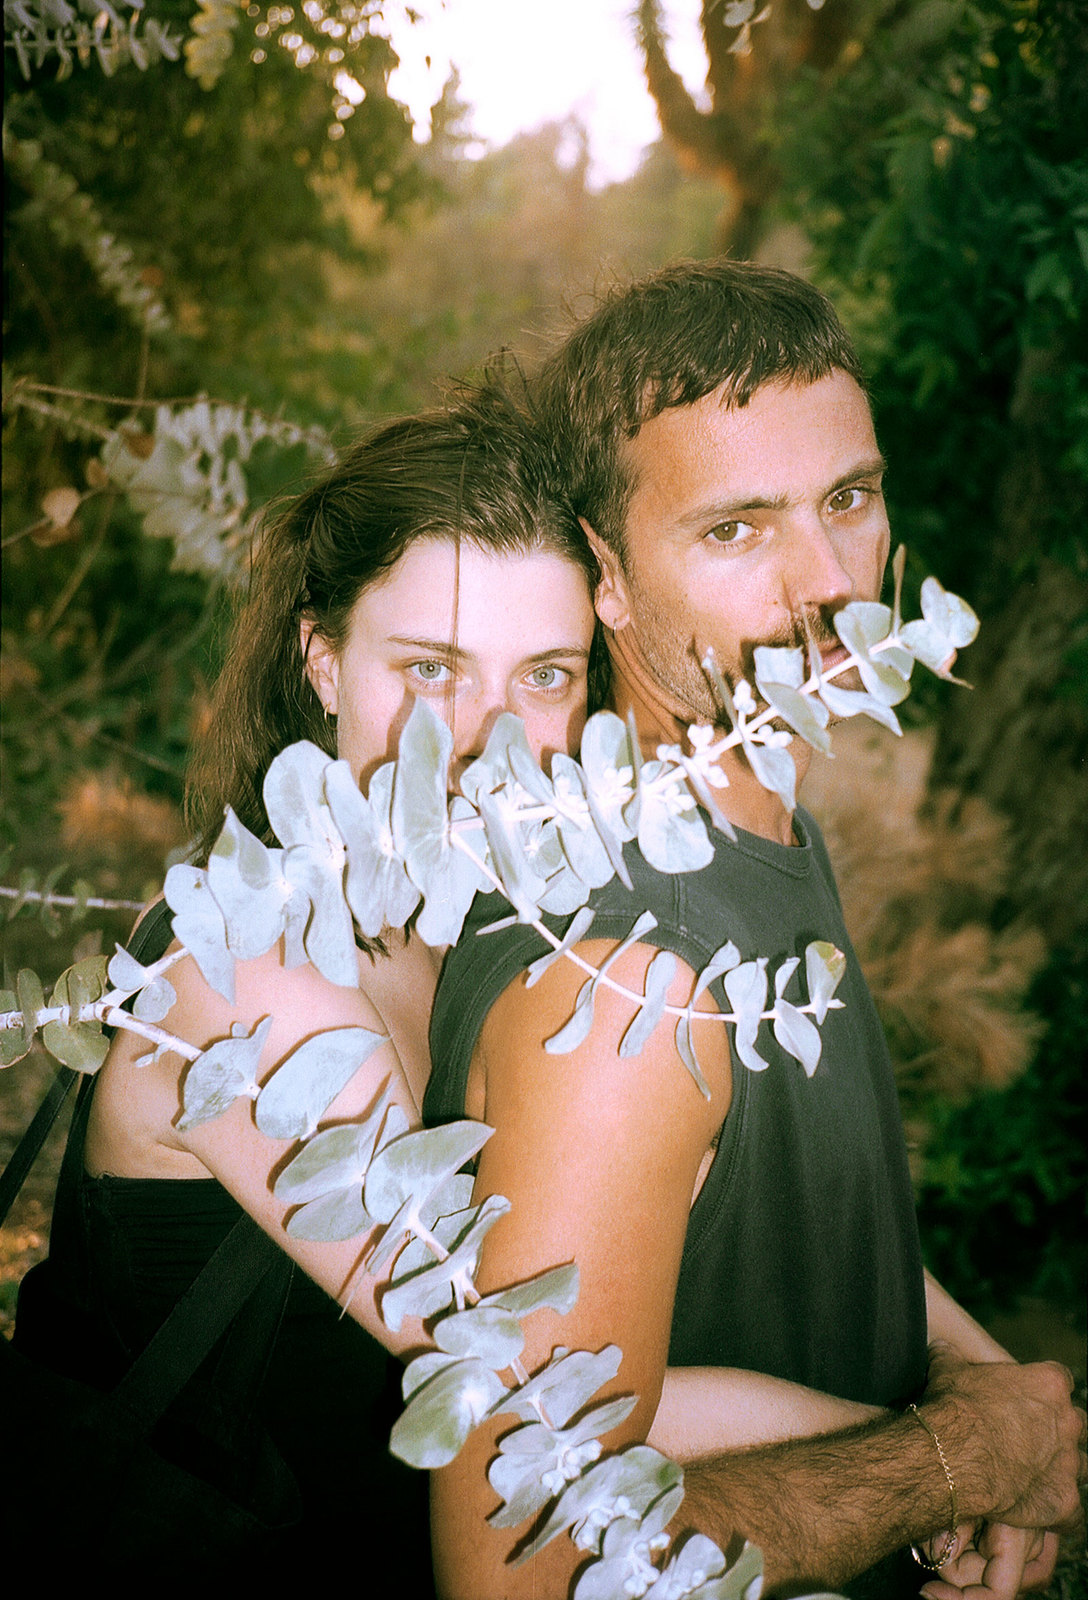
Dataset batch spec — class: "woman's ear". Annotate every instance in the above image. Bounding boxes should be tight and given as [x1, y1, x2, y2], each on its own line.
[300, 617, 340, 715]
[580, 518, 630, 632]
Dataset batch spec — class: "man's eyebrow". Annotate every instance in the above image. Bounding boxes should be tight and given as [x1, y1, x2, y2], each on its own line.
[675, 456, 888, 530]
[827, 457, 887, 495]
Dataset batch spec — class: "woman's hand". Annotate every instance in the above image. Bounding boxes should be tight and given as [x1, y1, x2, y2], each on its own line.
[918, 1522, 1058, 1600]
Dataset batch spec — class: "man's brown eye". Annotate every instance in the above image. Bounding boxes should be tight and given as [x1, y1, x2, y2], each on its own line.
[707, 520, 753, 543]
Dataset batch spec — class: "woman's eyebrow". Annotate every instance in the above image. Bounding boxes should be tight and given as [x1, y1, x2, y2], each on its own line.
[386, 634, 464, 657]
[522, 646, 591, 664]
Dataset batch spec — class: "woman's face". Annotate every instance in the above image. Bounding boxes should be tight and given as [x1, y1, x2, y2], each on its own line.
[304, 538, 595, 788]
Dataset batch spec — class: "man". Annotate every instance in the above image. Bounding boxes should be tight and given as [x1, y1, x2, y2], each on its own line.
[424, 262, 1084, 1599]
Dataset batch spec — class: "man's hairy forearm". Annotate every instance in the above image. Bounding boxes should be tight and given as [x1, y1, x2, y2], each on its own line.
[680, 1412, 943, 1591]
[679, 1352, 1086, 1595]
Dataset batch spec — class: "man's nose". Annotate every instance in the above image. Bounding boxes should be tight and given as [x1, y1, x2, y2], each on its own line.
[790, 518, 854, 612]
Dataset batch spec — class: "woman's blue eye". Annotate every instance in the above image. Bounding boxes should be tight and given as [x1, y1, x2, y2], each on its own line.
[529, 666, 559, 688]
[411, 660, 449, 683]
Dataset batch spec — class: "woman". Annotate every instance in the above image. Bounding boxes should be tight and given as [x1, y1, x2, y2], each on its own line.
[12, 392, 599, 1583]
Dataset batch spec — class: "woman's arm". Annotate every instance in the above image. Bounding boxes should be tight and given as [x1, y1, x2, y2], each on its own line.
[87, 933, 430, 1356]
[649, 1366, 883, 1458]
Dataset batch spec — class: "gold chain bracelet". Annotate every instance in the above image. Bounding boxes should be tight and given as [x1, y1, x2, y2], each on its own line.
[907, 1402, 959, 1571]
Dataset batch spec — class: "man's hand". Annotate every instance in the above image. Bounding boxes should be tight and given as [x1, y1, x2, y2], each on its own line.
[919, 1345, 1086, 1530]
[917, 1523, 1059, 1600]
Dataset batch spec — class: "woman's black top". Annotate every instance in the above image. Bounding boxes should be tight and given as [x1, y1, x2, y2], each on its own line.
[14, 898, 432, 1588]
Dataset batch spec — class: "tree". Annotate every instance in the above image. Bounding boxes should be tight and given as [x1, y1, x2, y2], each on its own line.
[2, 0, 435, 860]
[635, 0, 865, 256]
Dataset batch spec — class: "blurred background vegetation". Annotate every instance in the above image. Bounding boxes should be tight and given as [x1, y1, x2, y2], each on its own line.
[3, 0, 1085, 1559]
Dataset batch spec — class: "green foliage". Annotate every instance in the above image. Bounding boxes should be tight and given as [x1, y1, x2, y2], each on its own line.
[776, 0, 1088, 604]
[916, 942, 1088, 1323]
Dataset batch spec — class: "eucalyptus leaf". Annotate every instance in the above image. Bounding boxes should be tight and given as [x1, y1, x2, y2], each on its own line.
[207, 807, 288, 959]
[433, 1304, 525, 1367]
[285, 1185, 372, 1243]
[723, 958, 769, 1072]
[178, 1017, 272, 1130]
[389, 1174, 479, 1278]
[380, 1193, 511, 1331]
[675, 941, 742, 1098]
[619, 949, 677, 1058]
[774, 955, 801, 998]
[41, 1018, 110, 1072]
[544, 973, 599, 1055]
[390, 1355, 508, 1469]
[391, 698, 453, 881]
[476, 789, 548, 922]
[255, 1025, 389, 1140]
[273, 1089, 393, 1202]
[495, 1344, 624, 1428]
[262, 739, 338, 850]
[641, 1532, 729, 1599]
[755, 678, 832, 753]
[325, 759, 420, 938]
[573, 1480, 686, 1599]
[281, 845, 358, 989]
[526, 907, 596, 989]
[132, 976, 176, 1023]
[744, 739, 797, 814]
[164, 862, 235, 1000]
[752, 644, 805, 689]
[805, 941, 846, 1025]
[919, 576, 979, 647]
[489, 1395, 636, 1530]
[364, 1119, 493, 1224]
[518, 1445, 682, 1563]
[636, 764, 714, 874]
[817, 678, 903, 736]
[772, 998, 822, 1077]
[551, 755, 615, 890]
[42, 958, 110, 1072]
[0, 987, 34, 1065]
[107, 944, 154, 994]
[481, 1262, 580, 1320]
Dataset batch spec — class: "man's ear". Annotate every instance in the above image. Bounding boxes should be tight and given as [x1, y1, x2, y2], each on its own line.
[580, 518, 630, 631]
[300, 616, 340, 715]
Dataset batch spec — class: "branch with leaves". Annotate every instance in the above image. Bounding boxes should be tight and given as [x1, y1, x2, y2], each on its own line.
[0, 556, 976, 1598]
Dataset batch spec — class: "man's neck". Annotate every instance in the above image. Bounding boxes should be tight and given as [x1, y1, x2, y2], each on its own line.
[605, 628, 808, 848]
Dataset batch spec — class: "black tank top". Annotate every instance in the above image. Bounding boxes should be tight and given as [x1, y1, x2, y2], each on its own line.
[15, 898, 433, 1587]
[427, 811, 928, 1598]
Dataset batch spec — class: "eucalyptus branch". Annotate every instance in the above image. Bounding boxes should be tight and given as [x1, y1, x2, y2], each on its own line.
[0, 884, 144, 912]
[0, 999, 198, 1061]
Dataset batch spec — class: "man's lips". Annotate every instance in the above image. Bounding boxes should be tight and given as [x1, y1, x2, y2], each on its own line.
[816, 642, 851, 675]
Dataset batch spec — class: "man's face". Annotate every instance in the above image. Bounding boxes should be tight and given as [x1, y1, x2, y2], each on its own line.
[593, 371, 891, 723]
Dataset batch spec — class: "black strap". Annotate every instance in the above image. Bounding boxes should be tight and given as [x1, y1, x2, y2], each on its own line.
[106, 1214, 287, 1431]
[0, 1063, 77, 1228]
[0, 897, 173, 1228]
[3, 892, 295, 1435]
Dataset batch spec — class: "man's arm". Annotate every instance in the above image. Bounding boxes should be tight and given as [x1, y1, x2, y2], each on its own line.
[428, 942, 1085, 1600]
[679, 1346, 1082, 1594]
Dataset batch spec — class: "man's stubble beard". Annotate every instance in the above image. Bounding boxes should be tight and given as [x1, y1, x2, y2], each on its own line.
[624, 574, 848, 731]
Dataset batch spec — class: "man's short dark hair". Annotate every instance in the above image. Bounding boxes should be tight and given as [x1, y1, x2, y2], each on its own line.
[534, 259, 868, 560]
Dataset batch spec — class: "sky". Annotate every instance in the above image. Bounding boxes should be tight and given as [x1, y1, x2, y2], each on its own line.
[385, 0, 709, 186]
